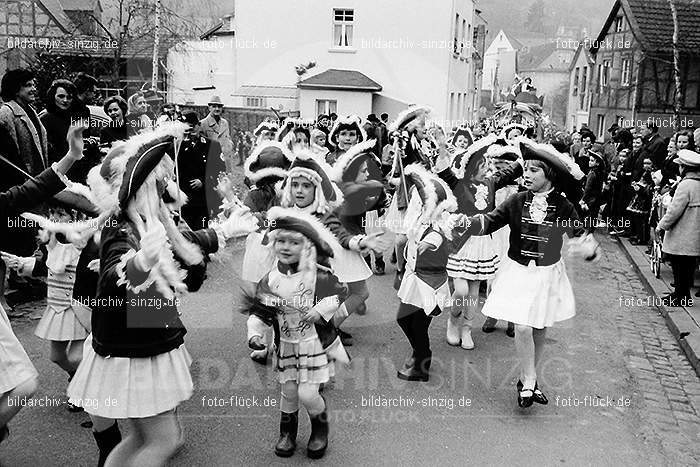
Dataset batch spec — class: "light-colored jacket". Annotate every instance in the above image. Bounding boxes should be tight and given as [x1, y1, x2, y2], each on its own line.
[659, 173, 700, 256]
[200, 113, 234, 157]
[0, 100, 48, 175]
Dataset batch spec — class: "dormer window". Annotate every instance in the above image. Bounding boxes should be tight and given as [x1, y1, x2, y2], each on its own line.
[614, 17, 624, 32]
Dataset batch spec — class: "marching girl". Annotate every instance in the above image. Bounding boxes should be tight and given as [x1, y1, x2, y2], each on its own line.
[395, 164, 459, 382]
[7, 199, 99, 412]
[384, 106, 433, 290]
[325, 115, 367, 165]
[310, 128, 330, 159]
[276, 118, 315, 151]
[331, 139, 391, 317]
[436, 133, 523, 349]
[253, 120, 279, 146]
[66, 124, 257, 466]
[482, 145, 521, 336]
[0, 125, 87, 445]
[240, 141, 294, 363]
[242, 207, 350, 459]
[246, 149, 387, 348]
[455, 138, 599, 408]
[449, 126, 474, 154]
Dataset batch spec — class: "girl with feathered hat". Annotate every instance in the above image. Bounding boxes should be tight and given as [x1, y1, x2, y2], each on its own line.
[242, 207, 349, 459]
[246, 148, 386, 347]
[325, 115, 367, 165]
[331, 139, 392, 317]
[65, 123, 258, 466]
[454, 138, 599, 408]
[482, 142, 521, 336]
[5, 193, 99, 413]
[435, 133, 524, 350]
[383, 105, 433, 289]
[395, 164, 460, 382]
[240, 141, 294, 364]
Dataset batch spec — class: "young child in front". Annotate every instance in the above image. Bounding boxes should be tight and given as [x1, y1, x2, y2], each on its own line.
[243, 206, 349, 459]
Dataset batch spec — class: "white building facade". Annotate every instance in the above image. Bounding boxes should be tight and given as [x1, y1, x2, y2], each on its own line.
[565, 43, 594, 132]
[231, 0, 479, 125]
[481, 30, 518, 96]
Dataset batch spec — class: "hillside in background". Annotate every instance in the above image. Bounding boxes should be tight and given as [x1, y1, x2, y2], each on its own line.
[478, 0, 615, 41]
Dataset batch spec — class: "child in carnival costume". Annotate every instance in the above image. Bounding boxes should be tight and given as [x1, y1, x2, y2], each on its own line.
[66, 122, 258, 466]
[395, 163, 461, 382]
[454, 138, 599, 408]
[436, 133, 523, 349]
[242, 206, 350, 459]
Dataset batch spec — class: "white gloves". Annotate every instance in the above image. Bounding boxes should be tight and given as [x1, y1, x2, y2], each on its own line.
[134, 224, 168, 271]
[219, 205, 258, 239]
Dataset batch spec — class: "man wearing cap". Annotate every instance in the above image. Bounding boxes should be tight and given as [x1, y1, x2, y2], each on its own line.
[177, 112, 226, 229]
[200, 96, 235, 172]
[656, 149, 700, 305]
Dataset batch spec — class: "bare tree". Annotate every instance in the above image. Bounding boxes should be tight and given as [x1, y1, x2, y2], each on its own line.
[668, 0, 682, 131]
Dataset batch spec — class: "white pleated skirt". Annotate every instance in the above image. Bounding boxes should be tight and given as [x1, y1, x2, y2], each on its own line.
[276, 336, 333, 384]
[0, 304, 38, 394]
[241, 232, 277, 283]
[447, 234, 500, 280]
[491, 226, 511, 264]
[34, 305, 90, 341]
[331, 247, 372, 283]
[397, 271, 450, 315]
[383, 196, 407, 234]
[481, 256, 576, 329]
[67, 335, 193, 419]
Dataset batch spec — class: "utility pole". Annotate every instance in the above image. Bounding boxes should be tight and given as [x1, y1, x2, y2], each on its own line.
[151, 0, 161, 90]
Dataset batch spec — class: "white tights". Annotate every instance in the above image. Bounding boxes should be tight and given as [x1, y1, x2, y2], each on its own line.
[280, 381, 325, 415]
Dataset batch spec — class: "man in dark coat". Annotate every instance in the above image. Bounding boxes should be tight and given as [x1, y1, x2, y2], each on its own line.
[176, 112, 226, 230]
[638, 120, 666, 169]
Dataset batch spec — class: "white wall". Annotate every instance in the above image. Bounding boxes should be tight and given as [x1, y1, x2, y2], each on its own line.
[167, 39, 237, 106]
[482, 31, 515, 92]
[234, 0, 474, 122]
[299, 89, 372, 119]
[565, 48, 592, 132]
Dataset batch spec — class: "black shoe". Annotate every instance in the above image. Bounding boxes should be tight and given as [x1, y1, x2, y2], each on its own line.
[66, 401, 84, 413]
[518, 388, 534, 408]
[307, 405, 328, 459]
[397, 365, 429, 382]
[338, 329, 353, 346]
[482, 317, 497, 333]
[532, 382, 548, 405]
[93, 422, 121, 467]
[275, 411, 298, 457]
[251, 354, 268, 365]
[506, 322, 515, 338]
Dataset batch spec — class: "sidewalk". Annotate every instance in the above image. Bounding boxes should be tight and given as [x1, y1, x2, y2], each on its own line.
[617, 236, 700, 377]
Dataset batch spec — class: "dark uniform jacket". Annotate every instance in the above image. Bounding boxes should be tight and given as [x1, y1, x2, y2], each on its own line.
[91, 216, 220, 358]
[176, 133, 226, 227]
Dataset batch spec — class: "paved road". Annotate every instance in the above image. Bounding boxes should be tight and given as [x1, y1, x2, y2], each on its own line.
[2, 236, 700, 466]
